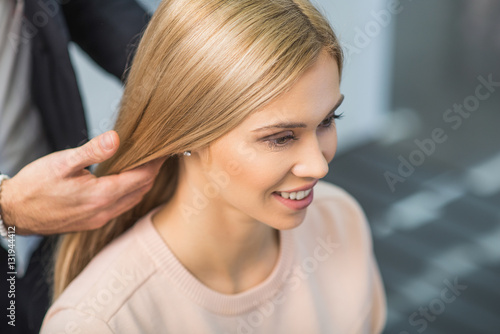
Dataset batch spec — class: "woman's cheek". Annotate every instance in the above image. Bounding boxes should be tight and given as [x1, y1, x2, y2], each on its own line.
[319, 130, 338, 163]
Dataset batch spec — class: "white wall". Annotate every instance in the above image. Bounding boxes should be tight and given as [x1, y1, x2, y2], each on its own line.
[68, 44, 123, 139]
[71, 0, 395, 151]
[315, 0, 395, 151]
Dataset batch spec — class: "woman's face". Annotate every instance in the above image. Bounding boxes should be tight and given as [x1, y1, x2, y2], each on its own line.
[194, 51, 343, 230]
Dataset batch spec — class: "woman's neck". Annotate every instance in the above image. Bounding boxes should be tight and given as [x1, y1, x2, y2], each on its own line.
[152, 176, 280, 294]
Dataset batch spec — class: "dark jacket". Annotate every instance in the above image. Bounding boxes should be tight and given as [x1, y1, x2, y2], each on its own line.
[25, 0, 150, 151]
[0, 1, 150, 333]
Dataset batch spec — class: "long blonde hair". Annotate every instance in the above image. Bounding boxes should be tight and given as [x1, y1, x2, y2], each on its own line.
[53, 0, 344, 300]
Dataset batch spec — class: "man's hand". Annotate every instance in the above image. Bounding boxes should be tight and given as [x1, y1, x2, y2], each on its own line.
[0, 131, 165, 235]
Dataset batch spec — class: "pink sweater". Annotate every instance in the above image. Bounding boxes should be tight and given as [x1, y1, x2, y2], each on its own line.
[41, 181, 386, 334]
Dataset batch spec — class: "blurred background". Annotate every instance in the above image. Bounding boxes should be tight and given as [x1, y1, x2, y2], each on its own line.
[69, 0, 500, 333]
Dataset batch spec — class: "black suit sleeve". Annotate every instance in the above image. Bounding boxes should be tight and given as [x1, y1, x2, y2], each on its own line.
[62, 0, 151, 81]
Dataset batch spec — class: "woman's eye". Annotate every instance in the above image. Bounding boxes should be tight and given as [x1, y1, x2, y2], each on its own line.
[320, 113, 344, 128]
[265, 133, 298, 151]
[262, 112, 344, 151]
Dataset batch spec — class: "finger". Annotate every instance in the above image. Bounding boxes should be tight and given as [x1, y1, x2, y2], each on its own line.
[87, 183, 152, 231]
[144, 156, 168, 174]
[94, 157, 166, 199]
[133, 156, 167, 180]
[63, 131, 120, 175]
[112, 182, 152, 215]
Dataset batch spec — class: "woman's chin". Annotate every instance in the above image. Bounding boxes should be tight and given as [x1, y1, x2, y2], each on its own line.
[268, 211, 308, 231]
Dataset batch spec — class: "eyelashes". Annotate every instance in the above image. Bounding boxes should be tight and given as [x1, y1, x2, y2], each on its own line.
[265, 112, 343, 151]
[320, 112, 344, 127]
[266, 134, 299, 150]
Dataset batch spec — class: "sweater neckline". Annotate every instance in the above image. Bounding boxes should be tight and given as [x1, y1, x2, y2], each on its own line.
[135, 206, 296, 315]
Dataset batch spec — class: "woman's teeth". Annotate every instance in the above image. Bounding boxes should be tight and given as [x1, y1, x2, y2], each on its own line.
[279, 188, 312, 200]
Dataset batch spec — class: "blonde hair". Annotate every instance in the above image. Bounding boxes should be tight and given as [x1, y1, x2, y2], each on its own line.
[53, 0, 343, 300]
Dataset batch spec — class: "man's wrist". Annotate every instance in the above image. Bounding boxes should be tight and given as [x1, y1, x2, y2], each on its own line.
[0, 174, 12, 238]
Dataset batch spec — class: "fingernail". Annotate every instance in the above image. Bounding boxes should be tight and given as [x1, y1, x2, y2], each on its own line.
[100, 132, 115, 151]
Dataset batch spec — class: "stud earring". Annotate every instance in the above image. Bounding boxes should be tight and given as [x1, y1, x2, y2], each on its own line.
[183, 151, 191, 156]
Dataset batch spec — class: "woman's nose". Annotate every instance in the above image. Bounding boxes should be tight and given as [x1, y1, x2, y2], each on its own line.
[291, 135, 333, 179]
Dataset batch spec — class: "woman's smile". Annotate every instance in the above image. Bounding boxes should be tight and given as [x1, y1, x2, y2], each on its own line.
[272, 187, 315, 210]
[175, 50, 343, 231]
[271, 179, 318, 210]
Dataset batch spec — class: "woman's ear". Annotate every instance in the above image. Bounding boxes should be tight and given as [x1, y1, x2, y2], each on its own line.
[181, 145, 213, 172]
[196, 145, 213, 169]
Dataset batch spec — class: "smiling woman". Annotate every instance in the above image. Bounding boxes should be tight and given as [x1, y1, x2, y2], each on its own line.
[41, 0, 386, 333]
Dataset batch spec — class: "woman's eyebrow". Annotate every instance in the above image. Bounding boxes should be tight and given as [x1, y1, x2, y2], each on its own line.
[252, 94, 345, 132]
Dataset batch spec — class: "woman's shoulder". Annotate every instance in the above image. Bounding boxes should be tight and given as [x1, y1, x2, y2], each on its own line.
[313, 180, 363, 206]
[302, 180, 373, 250]
[311, 180, 368, 224]
[40, 308, 114, 334]
[303, 181, 386, 331]
[41, 213, 160, 332]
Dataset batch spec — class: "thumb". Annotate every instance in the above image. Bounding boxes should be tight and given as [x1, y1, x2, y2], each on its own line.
[64, 131, 120, 174]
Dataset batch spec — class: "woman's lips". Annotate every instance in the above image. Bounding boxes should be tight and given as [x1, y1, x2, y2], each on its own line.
[277, 180, 318, 193]
[272, 187, 314, 210]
